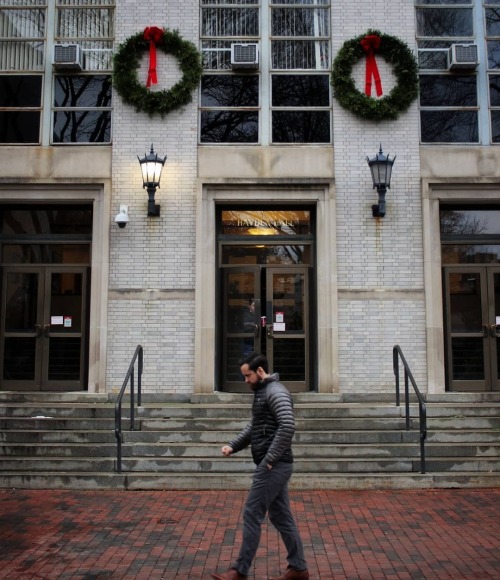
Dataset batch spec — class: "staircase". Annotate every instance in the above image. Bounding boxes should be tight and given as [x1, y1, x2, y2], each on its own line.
[0, 391, 499, 490]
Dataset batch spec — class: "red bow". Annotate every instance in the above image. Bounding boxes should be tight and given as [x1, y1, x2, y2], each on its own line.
[360, 34, 383, 97]
[143, 26, 164, 87]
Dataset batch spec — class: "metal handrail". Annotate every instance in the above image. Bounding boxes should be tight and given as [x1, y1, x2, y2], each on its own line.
[114, 345, 143, 473]
[393, 345, 427, 474]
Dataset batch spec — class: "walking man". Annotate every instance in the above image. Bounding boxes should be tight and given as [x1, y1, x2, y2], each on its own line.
[211, 352, 309, 580]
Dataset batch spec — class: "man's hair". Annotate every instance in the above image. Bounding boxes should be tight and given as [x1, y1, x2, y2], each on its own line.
[239, 352, 269, 373]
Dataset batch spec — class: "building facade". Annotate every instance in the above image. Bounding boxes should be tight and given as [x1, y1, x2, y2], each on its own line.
[1, 0, 499, 398]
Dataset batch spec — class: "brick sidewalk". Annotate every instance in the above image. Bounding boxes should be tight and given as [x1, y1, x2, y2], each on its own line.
[0, 488, 498, 579]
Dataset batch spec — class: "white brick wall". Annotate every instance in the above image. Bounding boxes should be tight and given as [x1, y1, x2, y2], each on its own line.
[107, 1, 199, 393]
[332, 3, 426, 392]
[106, 1, 427, 395]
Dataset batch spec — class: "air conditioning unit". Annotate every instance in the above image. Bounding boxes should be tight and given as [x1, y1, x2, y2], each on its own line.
[231, 43, 259, 70]
[447, 43, 479, 70]
[53, 44, 84, 70]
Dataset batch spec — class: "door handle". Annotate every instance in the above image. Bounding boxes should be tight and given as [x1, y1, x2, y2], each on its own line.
[34, 324, 42, 337]
[43, 324, 51, 337]
[266, 324, 274, 339]
[253, 323, 259, 338]
[490, 324, 500, 337]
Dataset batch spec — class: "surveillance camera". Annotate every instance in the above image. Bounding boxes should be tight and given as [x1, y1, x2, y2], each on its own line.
[114, 205, 129, 229]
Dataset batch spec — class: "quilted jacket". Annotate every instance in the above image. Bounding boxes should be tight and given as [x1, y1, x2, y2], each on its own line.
[229, 373, 295, 466]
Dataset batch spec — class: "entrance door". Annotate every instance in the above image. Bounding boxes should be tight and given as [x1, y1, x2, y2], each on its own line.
[0, 266, 88, 391]
[222, 265, 310, 392]
[443, 266, 500, 391]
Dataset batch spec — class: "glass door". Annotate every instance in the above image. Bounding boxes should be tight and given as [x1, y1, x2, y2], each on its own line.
[221, 265, 311, 392]
[1, 266, 88, 390]
[265, 268, 308, 390]
[443, 266, 500, 391]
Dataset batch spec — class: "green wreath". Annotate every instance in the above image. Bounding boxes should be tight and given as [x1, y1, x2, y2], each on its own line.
[113, 28, 202, 117]
[331, 30, 418, 122]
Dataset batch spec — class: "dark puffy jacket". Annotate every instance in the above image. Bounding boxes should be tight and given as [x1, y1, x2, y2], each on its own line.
[229, 374, 295, 466]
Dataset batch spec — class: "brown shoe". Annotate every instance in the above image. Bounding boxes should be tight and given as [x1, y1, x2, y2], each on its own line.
[269, 567, 310, 580]
[211, 569, 247, 580]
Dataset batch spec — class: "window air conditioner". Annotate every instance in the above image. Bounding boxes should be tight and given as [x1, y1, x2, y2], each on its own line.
[53, 44, 84, 70]
[447, 43, 479, 70]
[231, 43, 259, 70]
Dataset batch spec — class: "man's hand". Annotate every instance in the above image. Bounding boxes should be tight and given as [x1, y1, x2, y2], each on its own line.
[221, 445, 233, 457]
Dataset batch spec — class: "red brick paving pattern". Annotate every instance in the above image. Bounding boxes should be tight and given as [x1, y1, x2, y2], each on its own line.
[0, 488, 498, 579]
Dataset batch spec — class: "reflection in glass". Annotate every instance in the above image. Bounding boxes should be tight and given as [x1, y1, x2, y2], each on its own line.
[201, 111, 258, 143]
[222, 245, 311, 265]
[2, 245, 91, 265]
[53, 110, 111, 143]
[272, 8, 329, 36]
[492, 110, 500, 142]
[486, 7, 500, 37]
[272, 111, 330, 143]
[419, 75, 477, 107]
[416, 8, 473, 37]
[440, 209, 500, 236]
[5, 272, 38, 332]
[442, 245, 500, 264]
[201, 75, 259, 107]
[0, 206, 93, 236]
[272, 75, 329, 106]
[449, 272, 482, 333]
[54, 75, 112, 108]
[272, 273, 304, 331]
[201, 7, 259, 36]
[420, 110, 478, 143]
[487, 41, 500, 69]
[490, 75, 500, 106]
[272, 40, 329, 70]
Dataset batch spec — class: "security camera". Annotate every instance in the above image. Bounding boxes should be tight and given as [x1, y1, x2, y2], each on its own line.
[114, 205, 129, 229]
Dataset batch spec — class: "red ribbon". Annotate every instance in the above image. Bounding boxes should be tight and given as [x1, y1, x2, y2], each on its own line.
[143, 26, 164, 88]
[360, 34, 383, 97]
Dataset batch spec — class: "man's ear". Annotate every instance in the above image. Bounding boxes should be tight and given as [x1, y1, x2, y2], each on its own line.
[256, 366, 265, 379]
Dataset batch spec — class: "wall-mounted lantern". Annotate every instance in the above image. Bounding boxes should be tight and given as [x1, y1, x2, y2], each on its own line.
[138, 144, 166, 217]
[366, 145, 396, 218]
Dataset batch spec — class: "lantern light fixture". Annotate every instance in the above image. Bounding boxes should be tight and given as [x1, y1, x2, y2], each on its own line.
[138, 144, 166, 217]
[366, 144, 396, 218]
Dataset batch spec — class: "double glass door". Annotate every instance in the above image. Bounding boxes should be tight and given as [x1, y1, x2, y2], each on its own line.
[443, 266, 500, 391]
[222, 265, 311, 392]
[1, 266, 88, 391]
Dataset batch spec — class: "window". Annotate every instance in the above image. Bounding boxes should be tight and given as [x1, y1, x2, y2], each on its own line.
[200, 0, 331, 144]
[0, 0, 114, 145]
[416, 0, 500, 144]
[416, 0, 479, 144]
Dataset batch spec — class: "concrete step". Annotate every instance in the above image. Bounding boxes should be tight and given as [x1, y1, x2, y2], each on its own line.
[1, 471, 500, 491]
[0, 392, 498, 490]
[1, 451, 496, 480]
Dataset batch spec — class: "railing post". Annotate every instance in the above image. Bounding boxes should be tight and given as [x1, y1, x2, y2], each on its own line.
[114, 345, 143, 474]
[130, 370, 135, 431]
[404, 370, 410, 431]
[393, 345, 427, 475]
[394, 347, 400, 407]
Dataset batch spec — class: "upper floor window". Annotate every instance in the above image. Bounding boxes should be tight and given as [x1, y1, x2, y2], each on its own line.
[0, 0, 114, 145]
[416, 0, 500, 144]
[200, 0, 331, 145]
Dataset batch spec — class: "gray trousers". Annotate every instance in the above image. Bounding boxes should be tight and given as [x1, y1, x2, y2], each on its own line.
[234, 461, 307, 576]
